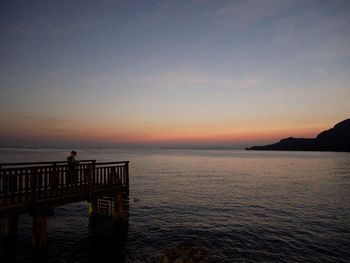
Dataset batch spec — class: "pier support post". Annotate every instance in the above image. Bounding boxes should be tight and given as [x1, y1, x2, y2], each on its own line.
[125, 161, 129, 195]
[113, 192, 125, 221]
[88, 194, 98, 221]
[32, 208, 48, 250]
[4, 214, 18, 240]
[3, 214, 18, 262]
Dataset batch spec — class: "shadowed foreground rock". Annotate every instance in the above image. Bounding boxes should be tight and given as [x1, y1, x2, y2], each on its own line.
[160, 242, 222, 263]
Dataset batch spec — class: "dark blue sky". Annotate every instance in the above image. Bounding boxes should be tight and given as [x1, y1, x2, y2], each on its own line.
[1, 0, 350, 147]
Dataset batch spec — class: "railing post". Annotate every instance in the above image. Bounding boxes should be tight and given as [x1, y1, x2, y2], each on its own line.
[3, 170, 8, 205]
[51, 163, 58, 195]
[88, 160, 97, 222]
[125, 161, 129, 194]
[109, 166, 117, 186]
[10, 170, 18, 204]
[31, 168, 37, 204]
[90, 160, 96, 191]
[87, 161, 97, 220]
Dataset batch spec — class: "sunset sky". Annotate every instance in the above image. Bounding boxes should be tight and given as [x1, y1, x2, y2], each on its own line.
[1, 0, 349, 148]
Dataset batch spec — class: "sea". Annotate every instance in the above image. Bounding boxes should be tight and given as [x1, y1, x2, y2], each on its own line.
[0, 148, 349, 262]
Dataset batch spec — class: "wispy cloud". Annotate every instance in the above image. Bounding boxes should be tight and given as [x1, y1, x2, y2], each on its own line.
[80, 69, 266, 93]
[0, 115, 72, 130]
[139, 70, 265, 90]
[271, 1, 350, 62]
[214, 0, 293, 25]
[294, 46, 350, 62]
[311, 67, 328, 77]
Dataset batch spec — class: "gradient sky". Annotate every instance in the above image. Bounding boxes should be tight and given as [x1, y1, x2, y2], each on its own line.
[1, 0, 349, 147]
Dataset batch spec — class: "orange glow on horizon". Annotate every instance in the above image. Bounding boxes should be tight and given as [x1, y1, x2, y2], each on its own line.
[1, 112, 340, 146]
[2, 119, 327, 146]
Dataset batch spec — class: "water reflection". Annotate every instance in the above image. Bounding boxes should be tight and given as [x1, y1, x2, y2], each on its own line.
[1, 149, 350, 262]
[1, 220, 18, 263]
[88, 217, 129, 263]
[0, 202, 129, 263]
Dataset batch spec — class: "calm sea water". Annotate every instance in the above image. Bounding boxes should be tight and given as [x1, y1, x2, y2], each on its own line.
[0, 148, 350, 262]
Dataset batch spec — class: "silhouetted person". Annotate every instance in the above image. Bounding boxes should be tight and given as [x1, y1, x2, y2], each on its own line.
[67, 151, 79, 187]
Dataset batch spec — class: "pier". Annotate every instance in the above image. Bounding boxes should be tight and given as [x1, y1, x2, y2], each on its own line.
[0, 160, 129, 250]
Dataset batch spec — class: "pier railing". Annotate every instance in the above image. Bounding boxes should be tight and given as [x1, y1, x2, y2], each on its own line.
[0, 160, 129, 211]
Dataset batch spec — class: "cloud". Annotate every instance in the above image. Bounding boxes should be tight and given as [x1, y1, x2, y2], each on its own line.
[79, 69, 266, 94]
[295, 46, 350, 62]
[0, 115, 72, 131]
[271, 1, 350, 62]
[214, 0, 293, 25]
[21, 116, 73, 128]
[311, 67, 328, 77]
[139, 70, 265, 90]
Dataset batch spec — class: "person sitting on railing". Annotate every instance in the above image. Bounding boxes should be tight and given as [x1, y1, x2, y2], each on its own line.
[67, 151, 79, 187]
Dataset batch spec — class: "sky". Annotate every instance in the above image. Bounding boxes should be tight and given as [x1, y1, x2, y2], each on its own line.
[0, 0, 349, 148]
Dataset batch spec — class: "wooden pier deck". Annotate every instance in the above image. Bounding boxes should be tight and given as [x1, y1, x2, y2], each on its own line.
[0, 160, 129, 249]
[0, 160, 129, 214]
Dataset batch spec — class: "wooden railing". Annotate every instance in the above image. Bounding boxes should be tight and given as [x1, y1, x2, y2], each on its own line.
[0, 160, 129, 208]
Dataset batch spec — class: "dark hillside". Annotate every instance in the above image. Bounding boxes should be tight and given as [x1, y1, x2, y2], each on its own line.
[246, 119, 350, 152]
